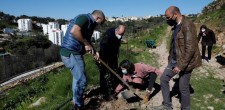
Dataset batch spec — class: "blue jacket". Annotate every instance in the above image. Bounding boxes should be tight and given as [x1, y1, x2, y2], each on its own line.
[61, 13, 96, 55]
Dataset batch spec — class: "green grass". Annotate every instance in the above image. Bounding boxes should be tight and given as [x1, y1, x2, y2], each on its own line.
[191, 67, 225, 109]
[212, 45, 222, 55]
[195, 7, 225, 28]
[0, 68, 73, 110]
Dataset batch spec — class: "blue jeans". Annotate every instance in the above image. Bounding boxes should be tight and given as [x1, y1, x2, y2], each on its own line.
[61, 54, 87, 107]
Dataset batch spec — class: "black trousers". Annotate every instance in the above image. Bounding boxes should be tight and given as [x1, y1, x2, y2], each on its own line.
[147, 72, 157, 91]
[131, 72, 157, 91]
[202, 45, 213, 60]
[99, 56, 119, 96]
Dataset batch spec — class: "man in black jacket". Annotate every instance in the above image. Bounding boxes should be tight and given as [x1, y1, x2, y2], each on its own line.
[98, 25, 125, 100]
[198, 25, 216, 62]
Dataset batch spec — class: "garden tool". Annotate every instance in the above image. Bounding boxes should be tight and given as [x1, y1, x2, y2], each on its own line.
[97, 57, 142, 100]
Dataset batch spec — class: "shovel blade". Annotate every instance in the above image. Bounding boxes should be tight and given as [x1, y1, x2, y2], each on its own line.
[119, 90, 137, 99]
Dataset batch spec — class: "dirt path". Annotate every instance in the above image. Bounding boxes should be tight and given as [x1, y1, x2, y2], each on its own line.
[201, 55, 225, 80]
[149, 26, 225, 110]
[149, 27, 181, 110]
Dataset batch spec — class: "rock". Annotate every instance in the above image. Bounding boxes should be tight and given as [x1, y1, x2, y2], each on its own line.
[28, 97, 46, 108]
[216, 32, 225, 46]
[130, 45, 134, 48]
[222, 45, 225, 50]
[207, 106, 214, 110]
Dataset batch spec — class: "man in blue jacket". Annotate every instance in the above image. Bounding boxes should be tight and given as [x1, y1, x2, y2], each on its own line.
[60, 10, 105, 110]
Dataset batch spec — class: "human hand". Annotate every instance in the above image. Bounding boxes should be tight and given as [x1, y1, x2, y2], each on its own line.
[85, 45, 94, 55]
[172, 66, 181, 74]
[203, 33, 206, 36]
[93, 52, 100, 63]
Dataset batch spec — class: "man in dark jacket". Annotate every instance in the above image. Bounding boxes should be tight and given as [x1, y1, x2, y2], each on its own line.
[153, 6, 201, 110]
[98, 25, 125, 100]
[198, 25, 216, 62]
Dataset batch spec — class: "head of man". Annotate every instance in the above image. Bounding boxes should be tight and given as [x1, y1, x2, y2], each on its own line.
[165, 6, 182, 26]
[115, 25, 126, 39]
[92, 10, 105, 25]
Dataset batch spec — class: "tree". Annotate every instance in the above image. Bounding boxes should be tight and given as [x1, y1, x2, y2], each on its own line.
[112, 16, 118, 21]
[56, 19, 68, 25]
[19, 15, 29, 19]
[33, 36, 52, 49]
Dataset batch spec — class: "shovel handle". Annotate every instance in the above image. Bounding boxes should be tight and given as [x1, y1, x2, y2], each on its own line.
[98, 58, 135, 92]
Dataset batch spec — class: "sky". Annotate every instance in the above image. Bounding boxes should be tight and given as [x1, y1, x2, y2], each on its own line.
[0, 0, 213, 20]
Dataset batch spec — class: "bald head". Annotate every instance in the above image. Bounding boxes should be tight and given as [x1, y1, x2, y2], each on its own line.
[116, 25, 126, 35]
[165, 6, 181, 15]
[165, 6, 183, 26]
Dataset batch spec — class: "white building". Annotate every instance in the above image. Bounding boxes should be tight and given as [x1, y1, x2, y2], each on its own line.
[42, 22, 62, 45]
[41, 24, 48, 35]
[48, 22, 60, 30]
[92, 30, 100, 41]
[17, 19, 32, 32]
[48, 29, 63, 46]
[61, 24, 68, 36]
[41, 22, 60, 35]
[107, 18, 115, 22]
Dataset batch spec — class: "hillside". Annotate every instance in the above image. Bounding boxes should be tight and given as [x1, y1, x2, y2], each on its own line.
[195, 0, 225, 53]
[1, 1, 225, 110]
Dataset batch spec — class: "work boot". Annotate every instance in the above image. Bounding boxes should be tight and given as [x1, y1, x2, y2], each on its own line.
[142, 90, 151, 104]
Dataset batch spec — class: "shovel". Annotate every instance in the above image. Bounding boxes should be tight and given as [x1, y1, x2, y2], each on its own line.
[98, 58, 142, 100]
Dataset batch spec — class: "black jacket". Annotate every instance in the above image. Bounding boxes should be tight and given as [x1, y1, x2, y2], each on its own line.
[99, 28, 121, 66]
[198, 28, 216, 46]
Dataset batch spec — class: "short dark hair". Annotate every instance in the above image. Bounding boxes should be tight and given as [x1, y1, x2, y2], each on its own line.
[92, 10, 105, 21]
[200, 25, 207, 29]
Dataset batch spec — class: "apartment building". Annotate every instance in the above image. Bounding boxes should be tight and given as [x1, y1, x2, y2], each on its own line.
[48, 29, 63, 46]
[61, 24, 68, 36]
[17, 19, 32, 32]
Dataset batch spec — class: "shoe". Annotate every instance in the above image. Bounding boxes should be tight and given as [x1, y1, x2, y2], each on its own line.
[202, 59, 205, 63]
[208, 59, 211, 63]
[153, 105, 172, 110]
[143, 91, 151, 104]
[74, 104, 86, 110]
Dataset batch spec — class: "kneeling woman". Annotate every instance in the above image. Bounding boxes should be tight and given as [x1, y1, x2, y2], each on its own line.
[115, 59, 161, 103]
